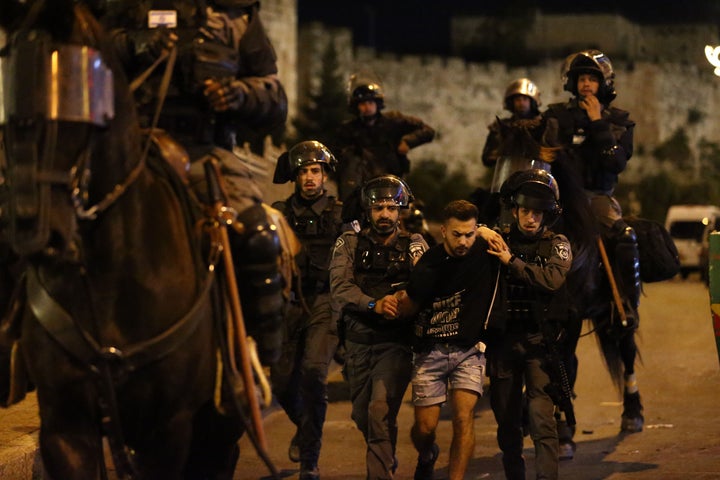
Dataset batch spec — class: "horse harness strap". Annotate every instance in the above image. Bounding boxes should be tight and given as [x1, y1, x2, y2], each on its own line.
[26, 266, 215, 374]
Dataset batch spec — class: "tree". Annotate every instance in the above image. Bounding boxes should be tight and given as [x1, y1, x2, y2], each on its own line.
[288, 40, 350, 147]
[405, 159, 475, 220]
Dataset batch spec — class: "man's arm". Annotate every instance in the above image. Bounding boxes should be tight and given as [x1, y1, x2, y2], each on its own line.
[481, 121, 502, 167]
[328, 233, 374, 313]
[490, 233, 572, 291]
[200, 8, 288, 129]
[386, 111, 435, 149]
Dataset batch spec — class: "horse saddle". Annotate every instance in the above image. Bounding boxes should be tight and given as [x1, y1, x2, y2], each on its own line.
[143, 128, 191, 185]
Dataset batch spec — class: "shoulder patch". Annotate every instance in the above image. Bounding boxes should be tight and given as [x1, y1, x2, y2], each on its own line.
[409, 241, 426, 260]
[554, 241, 571, 262]
[332, 235, 346, 259]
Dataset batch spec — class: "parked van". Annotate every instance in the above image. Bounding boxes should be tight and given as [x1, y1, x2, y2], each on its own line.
[665, 205, 720, 278]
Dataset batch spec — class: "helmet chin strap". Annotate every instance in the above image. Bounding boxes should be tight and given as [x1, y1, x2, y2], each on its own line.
[360, 114, 378, 125]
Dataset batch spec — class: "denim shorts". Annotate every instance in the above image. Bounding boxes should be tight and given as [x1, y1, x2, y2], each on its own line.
[412, 343, 486, 406]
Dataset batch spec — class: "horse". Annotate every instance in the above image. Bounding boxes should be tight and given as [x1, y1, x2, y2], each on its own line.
[542, 144, 646, 444]
[0, 1, 283, 478]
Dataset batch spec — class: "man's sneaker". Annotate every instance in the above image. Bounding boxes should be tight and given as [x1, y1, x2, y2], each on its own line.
[300, 464, 320, 480]
[288, 431, 300, 463]
[414, 443, 439, 480]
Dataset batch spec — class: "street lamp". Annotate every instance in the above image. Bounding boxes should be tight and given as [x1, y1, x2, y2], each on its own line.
[704, 45, 720, 76]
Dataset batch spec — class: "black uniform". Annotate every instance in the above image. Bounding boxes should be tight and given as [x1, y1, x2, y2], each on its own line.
[329, 228, 427, 479]
[102, 1, 288, 363]
[543, 100, 634, 200]
[270, 192, 345, 471]
[333, 112, 434, 202]
[487, 225, 572, 480]
[407, 239, 498, 352]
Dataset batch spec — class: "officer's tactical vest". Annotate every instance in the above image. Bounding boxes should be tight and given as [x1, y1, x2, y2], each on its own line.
[505, 231, 569, 331]
[278, 196, 342, 293]
[353, 232, 414, 300]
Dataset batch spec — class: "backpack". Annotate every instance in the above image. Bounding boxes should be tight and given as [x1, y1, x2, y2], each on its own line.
[625, 216, 680, 282]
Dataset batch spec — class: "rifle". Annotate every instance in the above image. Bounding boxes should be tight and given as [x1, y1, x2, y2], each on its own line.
[535, 307, 576, 427]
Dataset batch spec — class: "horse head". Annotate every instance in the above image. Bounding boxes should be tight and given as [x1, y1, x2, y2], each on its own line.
[495, 116, 544, 159]
[1, 0, 141, 260]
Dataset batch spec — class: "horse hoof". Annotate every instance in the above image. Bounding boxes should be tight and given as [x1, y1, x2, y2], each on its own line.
[559, 441, 576, 460]
[300, 465, 320, 480]
[289, 431, 301, 463]
[621, 391, 644, 433]
[621, 415, 644, 433]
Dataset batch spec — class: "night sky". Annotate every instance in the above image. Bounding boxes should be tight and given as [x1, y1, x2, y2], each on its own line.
[297, 0, 720, 56]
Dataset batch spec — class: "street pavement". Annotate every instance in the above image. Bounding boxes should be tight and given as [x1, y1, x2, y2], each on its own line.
[235, 277, 720, 480]
[1, 277, 718, 479]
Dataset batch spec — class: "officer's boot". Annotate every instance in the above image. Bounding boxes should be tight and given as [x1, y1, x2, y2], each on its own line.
[231, 204, 285, 365]
[556, 410, 576, 460]
[610, 219, 642, 314]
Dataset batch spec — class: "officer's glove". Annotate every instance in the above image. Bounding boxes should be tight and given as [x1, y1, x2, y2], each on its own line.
[539, 146, 561, 163]
[146, 27, 177, 61]
[203, 77, 246, 112]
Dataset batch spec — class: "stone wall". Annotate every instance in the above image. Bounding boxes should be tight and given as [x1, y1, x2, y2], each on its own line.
[298, 23, 720, 187]
[257, 0, 298, 124]
[451, 11, 719, 67]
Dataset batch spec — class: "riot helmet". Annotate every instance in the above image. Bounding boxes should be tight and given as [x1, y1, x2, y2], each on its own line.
[347, 71, 385, 111]
[273, 140, 337, 184]
[361, 175, 412, 210]
[504, 78, 541, 114]
[561, 49, 616, 104]
[402, 200, 427, 234]
[500, 168, 562, 226]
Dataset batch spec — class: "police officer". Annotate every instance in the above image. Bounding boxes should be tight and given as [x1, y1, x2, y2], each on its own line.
[480, 78, 553, 231]
[271, 141, 346, 480]
[482, 77, 546, 169]
[329, 175, 428, 479]
[486, 169, 573, 480]
[333, 72, 435, 202]
[543, 49, 643, 442]
[102, 0, 288, 364]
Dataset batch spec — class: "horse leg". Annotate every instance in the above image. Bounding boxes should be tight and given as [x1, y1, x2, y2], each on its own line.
[619, 330, 644, 433]
[557, 314, 582, 460]
[184, 401, 244, 480]
[126, 409, 196, 480]
[38, 419, 104, 480]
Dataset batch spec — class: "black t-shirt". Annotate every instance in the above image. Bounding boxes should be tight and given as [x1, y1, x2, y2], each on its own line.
[406, 240, 498, 347]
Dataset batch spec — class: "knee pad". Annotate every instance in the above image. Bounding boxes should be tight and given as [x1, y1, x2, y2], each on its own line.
[610, 220, 641, 310]
[232, 204, 284, 363]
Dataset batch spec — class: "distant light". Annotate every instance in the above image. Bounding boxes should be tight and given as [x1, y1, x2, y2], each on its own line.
[705, 45, 720, 77]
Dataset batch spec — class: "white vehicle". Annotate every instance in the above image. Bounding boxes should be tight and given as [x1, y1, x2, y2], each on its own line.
[665, 205, 720, 278]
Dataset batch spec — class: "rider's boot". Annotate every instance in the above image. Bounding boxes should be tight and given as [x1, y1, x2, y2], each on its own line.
[232, 203, 285, 365]
[621, 373, 644, 433]
[610, 219, 642, 313]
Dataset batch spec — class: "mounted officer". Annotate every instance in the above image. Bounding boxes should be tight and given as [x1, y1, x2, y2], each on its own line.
[101, 0, 289, 364]
[543, 49, 643, 458]
[332, 72, 435, 203]
[480, 77, 554, 231]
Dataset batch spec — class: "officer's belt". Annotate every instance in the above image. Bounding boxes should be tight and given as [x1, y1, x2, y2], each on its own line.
[345, 329, 404, 345]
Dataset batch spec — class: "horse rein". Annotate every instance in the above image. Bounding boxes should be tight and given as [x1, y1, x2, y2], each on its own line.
[73, 45, 178, 221]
